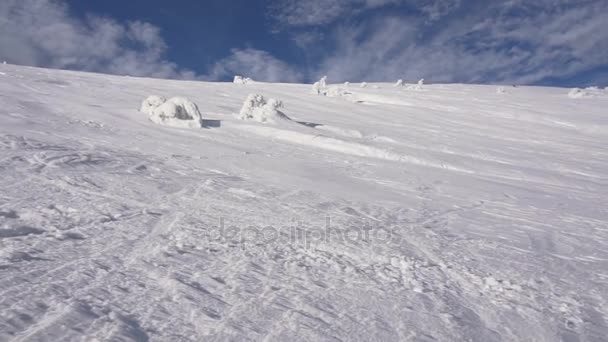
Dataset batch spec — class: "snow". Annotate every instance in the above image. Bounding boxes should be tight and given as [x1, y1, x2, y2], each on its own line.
[140, 96, 204, 128]
[237, 94, 291, 124]
[394, 79, 404, 87]
[1, 63, 608, 342]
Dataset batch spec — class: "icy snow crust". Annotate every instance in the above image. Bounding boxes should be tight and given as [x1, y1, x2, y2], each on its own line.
[1, 63, 608, 342]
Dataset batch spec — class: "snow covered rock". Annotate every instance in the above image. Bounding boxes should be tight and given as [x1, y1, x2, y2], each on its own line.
[238, 94, 291, 124]
[140, 96, 204, 128]
[233, 75, 253, 84]
[394, 79, 404, 87]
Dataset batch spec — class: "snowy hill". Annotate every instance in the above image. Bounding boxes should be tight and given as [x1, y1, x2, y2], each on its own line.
[1, 64, 607, 341]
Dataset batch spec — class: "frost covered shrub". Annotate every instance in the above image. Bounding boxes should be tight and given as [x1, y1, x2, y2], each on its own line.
[311, 76, 328, 95]
[140, 96, 203, 128]
[233, 75, 253, 84]
[326, 87, 351, 97]
[140, 95, 166, 114]
[568, 88, 591, 99]
[238, 94, 291, 124]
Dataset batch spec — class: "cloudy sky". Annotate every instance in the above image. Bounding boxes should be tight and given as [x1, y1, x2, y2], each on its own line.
[1, 0, 607, 86]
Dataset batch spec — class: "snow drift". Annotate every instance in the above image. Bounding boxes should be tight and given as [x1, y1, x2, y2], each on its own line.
[140, 96, 204, 128]
[237, 94, 291, 124]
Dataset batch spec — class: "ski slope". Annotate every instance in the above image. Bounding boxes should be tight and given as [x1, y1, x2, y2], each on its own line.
[0, 64, 607, 341]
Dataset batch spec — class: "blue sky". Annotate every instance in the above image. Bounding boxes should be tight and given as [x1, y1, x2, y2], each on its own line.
[1, 0, 607, 86]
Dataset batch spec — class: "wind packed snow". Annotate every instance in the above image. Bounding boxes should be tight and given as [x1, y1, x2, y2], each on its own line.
[237, 94, 291, 124]
[140, 96, 204, 128]
[1, 63, 608, 342]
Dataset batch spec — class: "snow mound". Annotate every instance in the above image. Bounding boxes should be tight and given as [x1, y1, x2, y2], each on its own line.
[238, 94, 291, 124]
[496, 87, 506, 94]
[394, 79, 404, 87]
[360, 82, 368, 88]
[311, 76, 328, 95]
[233, 75, 253, 84]
[568, 88, 593, 99]
[140, 96, 204, 128]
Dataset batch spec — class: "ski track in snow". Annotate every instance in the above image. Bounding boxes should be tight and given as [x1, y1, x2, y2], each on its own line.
[0, 64, 607, 341]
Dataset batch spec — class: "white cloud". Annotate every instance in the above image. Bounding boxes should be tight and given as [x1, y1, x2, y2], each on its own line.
[207, 48, 303, 83]
[0, 0, 196, 79]
[270, 0, 608, 85]
[269, 0, 403, 27]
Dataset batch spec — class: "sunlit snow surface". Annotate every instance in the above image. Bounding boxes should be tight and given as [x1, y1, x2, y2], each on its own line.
[1, 64, 607, 341]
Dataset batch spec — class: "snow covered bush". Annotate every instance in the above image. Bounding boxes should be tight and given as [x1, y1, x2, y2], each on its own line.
[238, 94, 291, 124]
[311, 76, 328, 95]
[394, 79, 403, 87]
[568, 88, 591, 99]
[140, 96, 204, 128]
[327, 87, 352, 98]
[140, 95, 166, 114]
[233, 75, 253, 84]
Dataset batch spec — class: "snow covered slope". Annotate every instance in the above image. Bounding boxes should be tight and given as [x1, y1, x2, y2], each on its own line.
[1, 64, 607, 341]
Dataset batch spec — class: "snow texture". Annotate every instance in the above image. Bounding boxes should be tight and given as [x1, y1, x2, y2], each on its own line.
[237, 94, 291, 124]
[1, 63, 607, 342]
